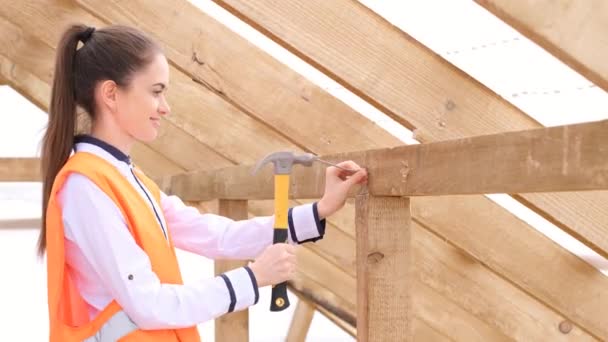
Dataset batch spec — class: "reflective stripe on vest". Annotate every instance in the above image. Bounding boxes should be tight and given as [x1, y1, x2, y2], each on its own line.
[83, 310, 138, 342]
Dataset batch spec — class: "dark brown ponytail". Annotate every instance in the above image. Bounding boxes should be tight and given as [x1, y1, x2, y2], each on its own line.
[38, 24, 161, 255]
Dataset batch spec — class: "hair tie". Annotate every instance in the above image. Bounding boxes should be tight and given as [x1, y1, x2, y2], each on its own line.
[79, 27, 96, 44]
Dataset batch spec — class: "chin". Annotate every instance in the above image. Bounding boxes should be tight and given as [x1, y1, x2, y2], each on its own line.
[137, 130, 159, 143]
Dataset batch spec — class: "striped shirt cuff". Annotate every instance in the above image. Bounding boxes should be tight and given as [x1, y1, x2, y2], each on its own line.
[288, 202, 326, 244]
[219, 266, 260, 313]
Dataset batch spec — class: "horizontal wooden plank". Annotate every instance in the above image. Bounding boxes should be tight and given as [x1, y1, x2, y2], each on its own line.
[0, 158, 40, 181]
[162, 120, 608, 199]
[476, 0, 608, 93]
[0, 218, 41, 229]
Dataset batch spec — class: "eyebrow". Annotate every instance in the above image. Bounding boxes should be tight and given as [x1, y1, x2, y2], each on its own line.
[153, 83, 167, 90]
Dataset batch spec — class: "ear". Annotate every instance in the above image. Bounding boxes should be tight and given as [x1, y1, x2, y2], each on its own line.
[99, 79, 119, 113]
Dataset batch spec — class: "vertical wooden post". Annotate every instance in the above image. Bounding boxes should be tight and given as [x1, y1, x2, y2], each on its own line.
[215, 199, 249, 342]
[286, 299, 316, 342]
[355, 194, 411, 342]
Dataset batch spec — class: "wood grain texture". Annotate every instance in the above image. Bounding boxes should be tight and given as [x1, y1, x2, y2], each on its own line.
[215, 200, 249, 342]
[211, 0, 540, 140]
[75, 0, 402, 156]
[286, 299, 315, 342]
[164, 120, 608, 199]
[413, 195, 607, 339]
[356, 195, 411, 341]
[0, 158, 40, 181]
[208, 0, 608, 277]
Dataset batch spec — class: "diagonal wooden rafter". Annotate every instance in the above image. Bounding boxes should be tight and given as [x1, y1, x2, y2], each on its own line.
[0, 11, 359, 245]
[2, 0, 607, 338]
[475, 0, 608, 93]
[0, 60, 186, 177]
[73, 0, 402, 156]
[207, 0, 608, 277]
[277, 207, 597, 340]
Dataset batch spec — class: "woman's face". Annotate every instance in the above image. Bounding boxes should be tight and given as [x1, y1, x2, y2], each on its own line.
[115, 53, 170, 142]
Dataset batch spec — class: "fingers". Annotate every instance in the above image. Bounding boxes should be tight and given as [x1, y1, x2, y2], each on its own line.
[284, 243, 296, 255]
[326, 160, 365, 178]
[326, 162, 368, 185]
[335, 160, 361, 170]
[346, 167, 368, 185]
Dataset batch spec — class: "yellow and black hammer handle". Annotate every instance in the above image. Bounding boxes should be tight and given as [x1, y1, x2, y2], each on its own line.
[270, 173, 290, 311]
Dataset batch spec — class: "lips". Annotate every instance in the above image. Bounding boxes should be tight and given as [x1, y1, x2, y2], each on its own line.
[150, 117, 161, 127]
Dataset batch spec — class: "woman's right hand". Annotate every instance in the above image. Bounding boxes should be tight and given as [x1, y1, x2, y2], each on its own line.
[248, 243, 297, 287]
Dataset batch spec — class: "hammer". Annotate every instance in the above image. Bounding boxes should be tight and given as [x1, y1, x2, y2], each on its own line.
[252, 151, 357, 311]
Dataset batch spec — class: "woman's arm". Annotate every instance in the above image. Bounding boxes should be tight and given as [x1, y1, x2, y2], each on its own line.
[161, 193, 326, 259]
[61, 174, 258, 330]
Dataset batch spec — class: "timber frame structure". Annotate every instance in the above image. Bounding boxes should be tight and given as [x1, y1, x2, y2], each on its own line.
[1, 1, 607, 341]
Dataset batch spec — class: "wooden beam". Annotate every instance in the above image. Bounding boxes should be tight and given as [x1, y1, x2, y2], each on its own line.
[412, 223, 593, 340]
[288, 278, 356, 335]
[0, 158, 40, 181]
[162, 120, 608, 200]
[475, 0, 608, 92]
[75, 0, 402, 156]
[412, 196, 607, 339]
[0, 218, 41, 229]
[315, 304, 356, 338]
[356, 195, 411, 341]
[0, 11, 295, 171]
[0, 16, 231, 175]
[286, 299, 315, 342]
[0, 54, 50, 112]
[291, 212, 599, 339]
[4, 5, 606, 338]
[215, 200, 249, 342]
[208, 0, 608, 288]
[0, 60, 184, 179]
[289, 273, 355, 326]
[210, 0, 540, 140]
[296, 217, 597, 339]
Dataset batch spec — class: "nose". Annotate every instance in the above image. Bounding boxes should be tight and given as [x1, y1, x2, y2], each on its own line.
[158, 95, 171, 116]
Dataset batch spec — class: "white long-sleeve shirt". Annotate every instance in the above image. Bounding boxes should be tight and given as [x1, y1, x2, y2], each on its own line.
[58, 136, 325, 329]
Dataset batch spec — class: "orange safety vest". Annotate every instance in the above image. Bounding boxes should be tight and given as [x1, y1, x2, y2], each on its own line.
[45, 152, 201, 341]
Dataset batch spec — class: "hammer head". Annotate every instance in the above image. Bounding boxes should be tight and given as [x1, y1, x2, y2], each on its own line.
[252, 151, 316, 175]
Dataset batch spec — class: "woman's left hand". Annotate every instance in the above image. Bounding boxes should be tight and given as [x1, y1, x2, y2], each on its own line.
[316, 160, 368, 219]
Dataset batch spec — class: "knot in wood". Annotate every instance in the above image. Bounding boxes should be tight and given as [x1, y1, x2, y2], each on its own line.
[558, 320, 572, 334]
[367, 252, 384, 264]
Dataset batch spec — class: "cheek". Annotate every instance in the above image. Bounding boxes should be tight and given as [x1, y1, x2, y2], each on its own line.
[118, 93, 157, 132]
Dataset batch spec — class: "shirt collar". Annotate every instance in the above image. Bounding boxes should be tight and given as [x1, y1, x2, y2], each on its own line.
[73, 135, 132, 171]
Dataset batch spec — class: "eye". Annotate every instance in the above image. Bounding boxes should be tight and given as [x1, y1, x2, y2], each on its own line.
[153, 90, 163, 96]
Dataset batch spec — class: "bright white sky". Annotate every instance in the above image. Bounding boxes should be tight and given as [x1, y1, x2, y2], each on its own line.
[1, 1, 607, 341]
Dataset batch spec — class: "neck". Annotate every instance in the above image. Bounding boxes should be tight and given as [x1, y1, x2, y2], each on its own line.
[90, 122, 134, 157]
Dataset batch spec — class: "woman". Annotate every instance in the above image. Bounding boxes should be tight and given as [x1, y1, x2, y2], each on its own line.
[40, 24, 367, 341]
